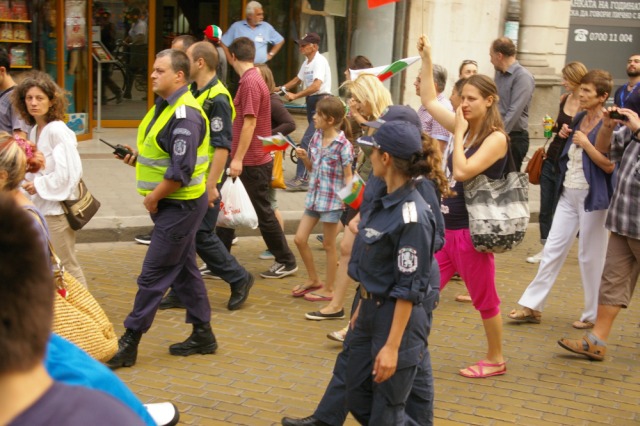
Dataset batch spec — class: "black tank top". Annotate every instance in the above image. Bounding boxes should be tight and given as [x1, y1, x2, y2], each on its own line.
[546, 94, 573, 163]
[442, 143, 508, 230]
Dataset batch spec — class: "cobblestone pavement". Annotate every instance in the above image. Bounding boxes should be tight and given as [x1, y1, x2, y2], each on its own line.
[76, 225, 639, 425]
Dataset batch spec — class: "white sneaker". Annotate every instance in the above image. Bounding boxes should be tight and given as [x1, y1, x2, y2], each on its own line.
[526, 250, 543, 264]
[232, 237, 239, 245]
[144, 402, 179, 426]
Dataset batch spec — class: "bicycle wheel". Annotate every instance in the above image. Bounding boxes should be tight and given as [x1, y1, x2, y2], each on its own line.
[289, 145, 298, 164]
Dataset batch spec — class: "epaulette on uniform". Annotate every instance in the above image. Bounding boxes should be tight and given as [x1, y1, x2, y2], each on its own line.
[175, 105, 187, 119]
[402, 201, 418, 224]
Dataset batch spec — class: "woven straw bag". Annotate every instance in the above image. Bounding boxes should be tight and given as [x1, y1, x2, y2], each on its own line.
[51, 254, 118, 362]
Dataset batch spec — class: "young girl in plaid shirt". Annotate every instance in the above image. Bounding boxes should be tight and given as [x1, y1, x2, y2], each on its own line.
[291, 97, 353, 305]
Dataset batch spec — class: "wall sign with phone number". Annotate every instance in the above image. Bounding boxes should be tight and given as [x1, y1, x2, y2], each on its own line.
[582, 31, 634, 42]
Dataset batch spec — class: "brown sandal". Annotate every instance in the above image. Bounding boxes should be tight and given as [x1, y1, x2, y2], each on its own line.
[572, 320, 595, 329]
[558, 335, 606, 361]
[507, 307, 542, 324]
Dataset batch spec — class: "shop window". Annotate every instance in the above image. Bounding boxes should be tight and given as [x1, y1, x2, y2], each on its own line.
[92, 0, 149, 121]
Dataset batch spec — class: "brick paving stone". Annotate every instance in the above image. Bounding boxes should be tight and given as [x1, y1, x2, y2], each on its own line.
[75, 225, 640, 425]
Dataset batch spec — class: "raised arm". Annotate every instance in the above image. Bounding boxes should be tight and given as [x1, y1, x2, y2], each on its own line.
[417, 35, 456, 133]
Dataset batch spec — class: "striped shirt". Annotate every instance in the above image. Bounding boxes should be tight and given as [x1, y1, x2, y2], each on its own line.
[606, 126, 640, 239]
[305, 130, 354, 212]
[231, 67, 272, 166]
[417, 93, 452, 142]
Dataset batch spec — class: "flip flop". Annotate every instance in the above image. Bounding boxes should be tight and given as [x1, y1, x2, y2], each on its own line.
[303, 292, 333, 302]
[291, 284, 322, 297]
[459, 360, 506, 378]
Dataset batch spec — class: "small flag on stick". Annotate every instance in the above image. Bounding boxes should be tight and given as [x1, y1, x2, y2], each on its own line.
[337, 174, 365, 209]
[348, 56, 420, 82]
[259, 133, 290, 152]
[376, 56, 420, 81]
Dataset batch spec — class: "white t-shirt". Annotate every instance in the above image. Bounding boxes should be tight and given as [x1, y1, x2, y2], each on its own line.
[296, 52, 331, 96]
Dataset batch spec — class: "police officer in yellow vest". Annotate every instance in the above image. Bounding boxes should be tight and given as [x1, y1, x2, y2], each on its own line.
[159, 41, 255, 312]
[107, 49, 217, 369]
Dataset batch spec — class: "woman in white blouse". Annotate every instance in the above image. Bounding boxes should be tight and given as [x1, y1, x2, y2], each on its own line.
[508, 70, 615, 329]
[13, 71, 86, 287]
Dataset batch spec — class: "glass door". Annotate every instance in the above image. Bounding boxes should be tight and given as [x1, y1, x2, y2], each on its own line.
[91, 0, 152, 127]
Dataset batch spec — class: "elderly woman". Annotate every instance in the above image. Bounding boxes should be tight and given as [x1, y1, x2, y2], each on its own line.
[527, 61, 588, 264]
[509, 70, 614, 329]
[13, 71, 86, 287]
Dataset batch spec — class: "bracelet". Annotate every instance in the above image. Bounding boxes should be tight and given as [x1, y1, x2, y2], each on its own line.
[268, 52, 274, 57]
[633, 128, 640, 142]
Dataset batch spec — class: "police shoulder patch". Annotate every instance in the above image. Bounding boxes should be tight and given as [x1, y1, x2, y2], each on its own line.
[398, 246, 418, 274]
[174, 139, 187, 156]
[211, 117, 223, 132]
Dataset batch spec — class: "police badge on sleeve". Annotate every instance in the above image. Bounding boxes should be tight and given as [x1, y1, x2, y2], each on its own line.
[211, 117, 223, 132]
[398, 247, 418, 274]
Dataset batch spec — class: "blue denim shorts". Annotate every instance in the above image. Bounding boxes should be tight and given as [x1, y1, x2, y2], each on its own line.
[304, 208, 343, 223]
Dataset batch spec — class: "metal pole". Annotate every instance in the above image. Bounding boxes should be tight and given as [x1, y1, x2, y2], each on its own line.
[96, 61, 103, 133]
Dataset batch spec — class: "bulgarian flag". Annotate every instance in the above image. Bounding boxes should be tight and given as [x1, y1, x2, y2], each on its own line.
[337, 174, 365, 209]
[368, 0, 400, 8]
[259, 133, 293, 152]
[377, 56, 420, 81]
[348, 56, 420, 82]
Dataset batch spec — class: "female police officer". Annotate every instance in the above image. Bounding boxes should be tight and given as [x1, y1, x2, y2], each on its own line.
[346, 120, 437, 424]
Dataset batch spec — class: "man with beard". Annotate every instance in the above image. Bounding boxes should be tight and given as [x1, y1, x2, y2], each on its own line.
[614, 54, 640, 114]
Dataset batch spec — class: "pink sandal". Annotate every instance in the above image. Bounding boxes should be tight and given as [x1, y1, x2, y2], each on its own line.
[459, 360, 506, 378]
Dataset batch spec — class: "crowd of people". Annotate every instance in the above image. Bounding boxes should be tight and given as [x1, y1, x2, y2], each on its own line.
[1, 0, 638, 423]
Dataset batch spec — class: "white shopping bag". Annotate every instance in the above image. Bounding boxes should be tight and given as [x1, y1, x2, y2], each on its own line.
[216, 177, 259, 229]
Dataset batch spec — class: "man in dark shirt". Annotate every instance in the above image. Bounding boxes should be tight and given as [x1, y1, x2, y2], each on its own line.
[158, 41, 254, 312]
[107, 49, 217, 369]
[0, 195, 145, 425]
[491, 37, 535, 171]
[613, 54, 640, 114]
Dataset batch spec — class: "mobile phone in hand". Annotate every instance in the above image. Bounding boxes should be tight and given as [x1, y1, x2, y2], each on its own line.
[99, 139, 134, 159]
[609, 111, 629, 121]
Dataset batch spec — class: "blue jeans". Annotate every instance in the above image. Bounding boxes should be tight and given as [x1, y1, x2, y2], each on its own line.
[538, 158, 561, 243]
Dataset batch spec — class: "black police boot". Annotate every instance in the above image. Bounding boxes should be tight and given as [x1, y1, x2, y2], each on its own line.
[159, 289, 185, 310]
[281, 416, 331, 426]
[169, 322, 217, 356]
[106, 328, 142, 369]
[227, 273, 255, 311]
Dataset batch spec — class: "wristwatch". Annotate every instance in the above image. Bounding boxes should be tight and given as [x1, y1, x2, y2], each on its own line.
[633, 127, 640, 141]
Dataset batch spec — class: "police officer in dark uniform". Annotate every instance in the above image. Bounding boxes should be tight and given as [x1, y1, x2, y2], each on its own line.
[107, 49, 217, 369]
[345, 120, 436, 424]
[159, 41, 255, 312]
[281, 106, 443, 426]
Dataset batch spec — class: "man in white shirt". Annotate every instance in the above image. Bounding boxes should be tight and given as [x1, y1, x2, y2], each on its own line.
[277, 32, 331, 191]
